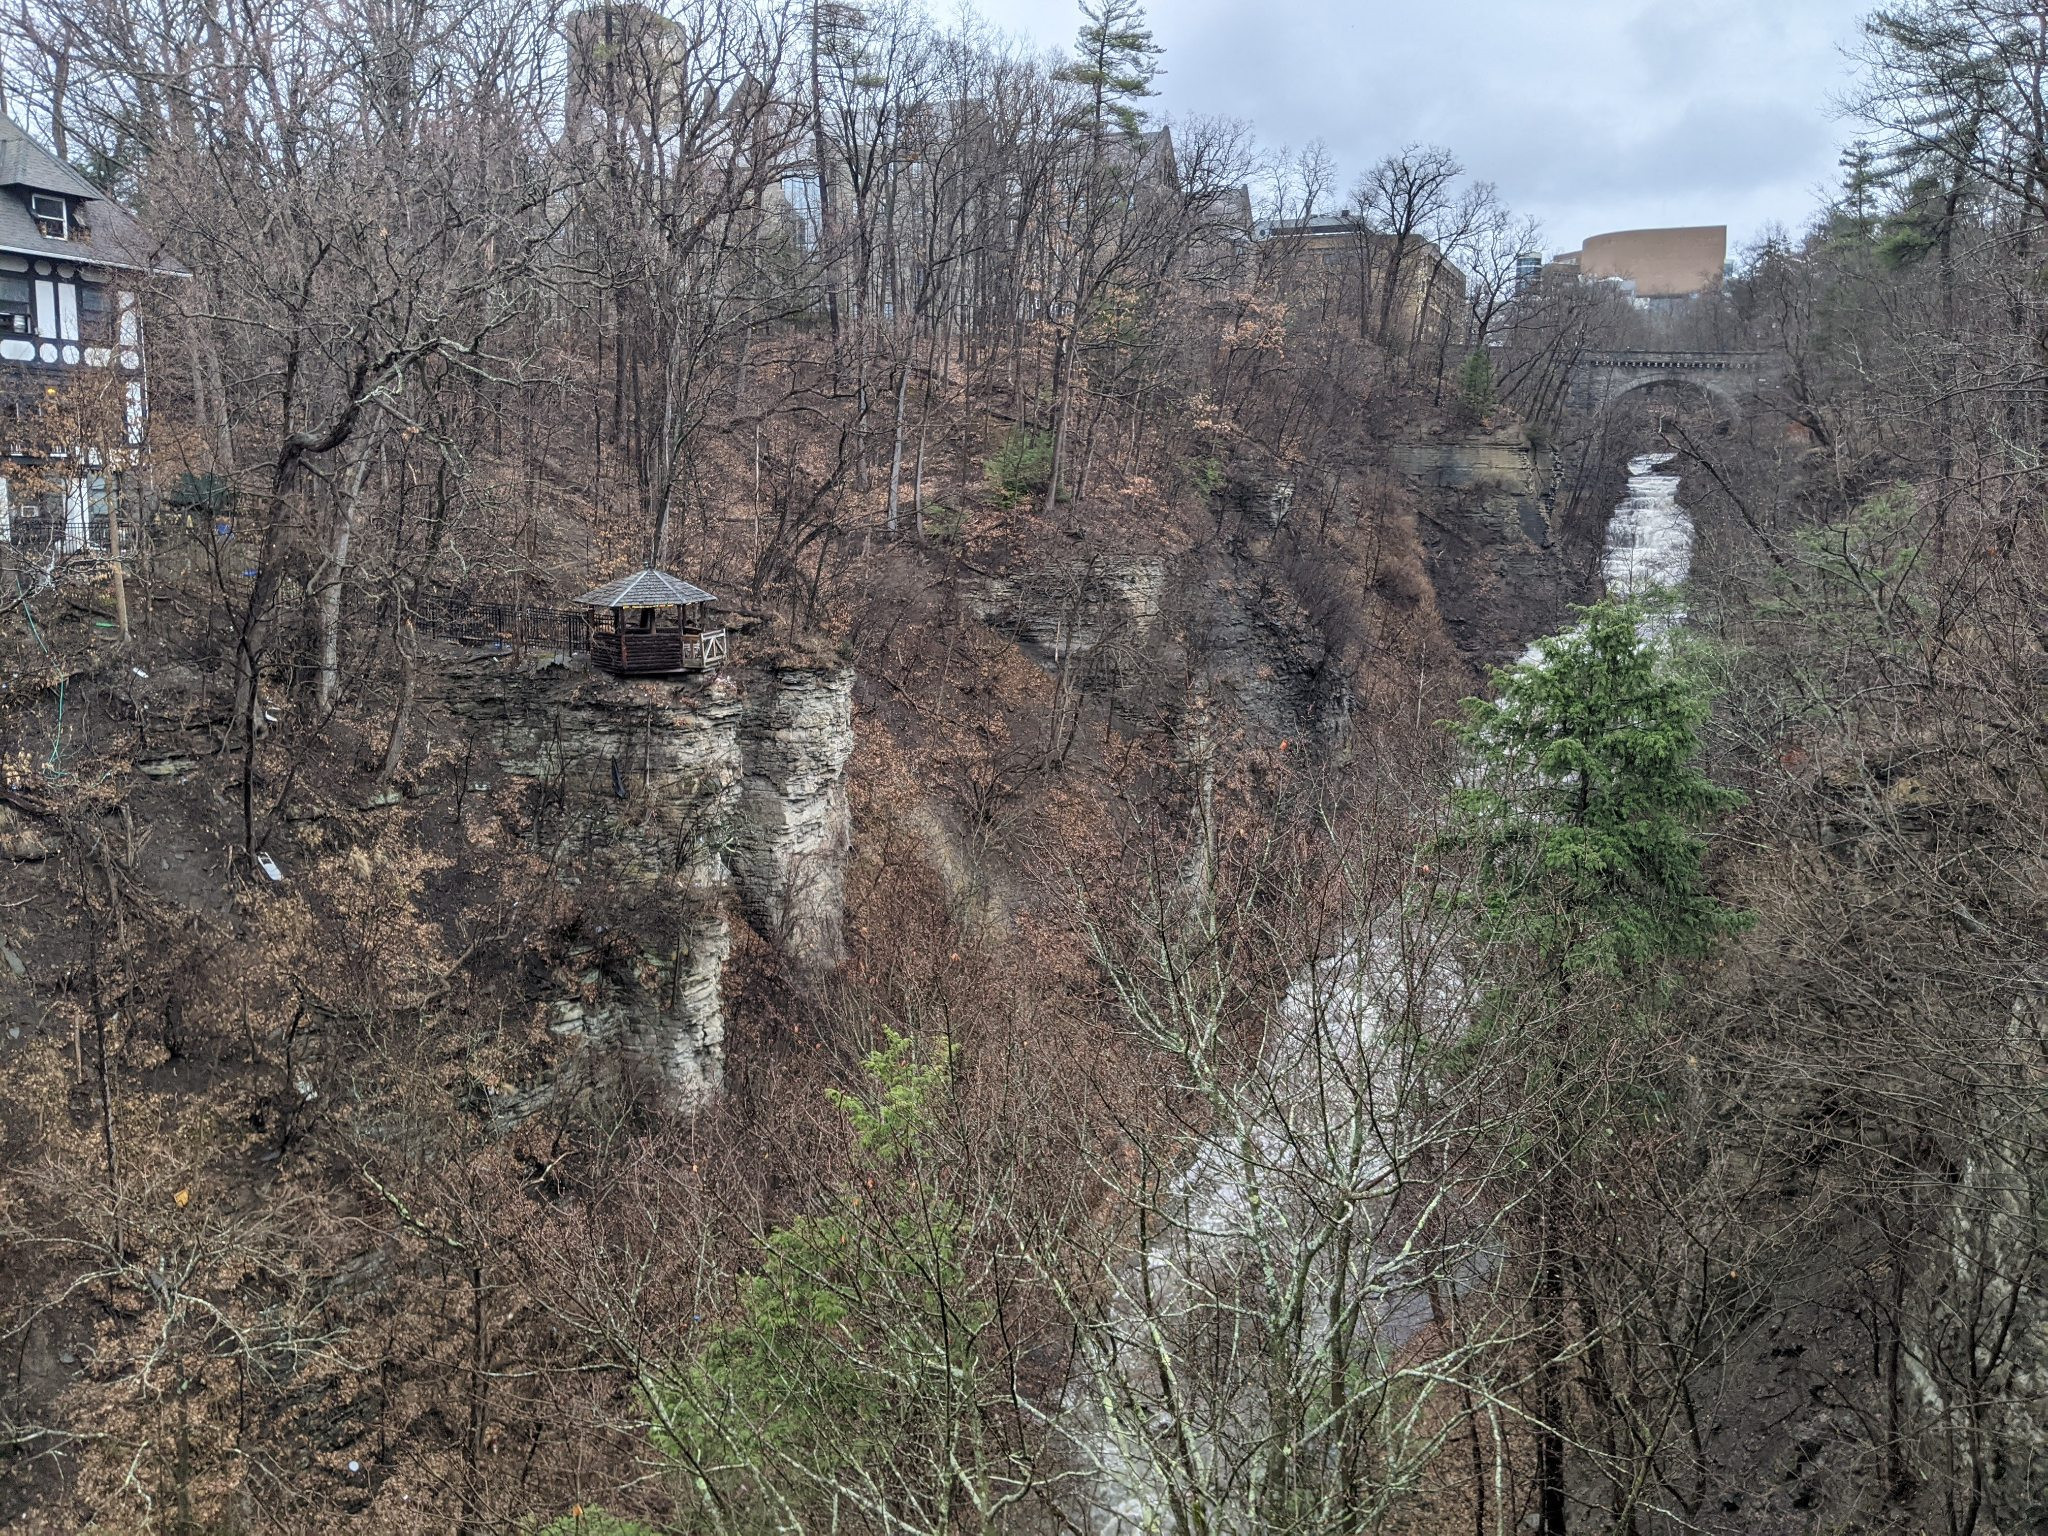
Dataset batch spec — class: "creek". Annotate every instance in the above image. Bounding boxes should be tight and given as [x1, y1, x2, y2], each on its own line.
[1603, 450, 1691, 597]
[1065, 448, 1698, 1532]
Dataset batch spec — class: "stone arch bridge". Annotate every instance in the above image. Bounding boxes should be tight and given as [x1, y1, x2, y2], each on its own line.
[1568, 349, 1784, 416]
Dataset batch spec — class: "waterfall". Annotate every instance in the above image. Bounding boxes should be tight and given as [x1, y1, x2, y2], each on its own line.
[1601, 451, 1690, 597]
[1059, 926, 1475, 1535]
[1520, 449, 1692, 667]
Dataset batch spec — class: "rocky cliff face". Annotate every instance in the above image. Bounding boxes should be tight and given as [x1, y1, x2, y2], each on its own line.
[729, 660, 856, 966]
[1394, 430, 1581, 666]
[1186, 565, 1353, 749]
[445, 652, 854, 1113]
[968, 553, 1167, 658]
[969, 548, 1351, 747]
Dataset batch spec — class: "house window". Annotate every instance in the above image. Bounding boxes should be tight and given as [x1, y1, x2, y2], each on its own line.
[28, 193, 67, 240]
[779, 175, 820, 251]
[8, 486, 62, 548]
[0, 276, 30, 335]
[78, 283, 110, 342]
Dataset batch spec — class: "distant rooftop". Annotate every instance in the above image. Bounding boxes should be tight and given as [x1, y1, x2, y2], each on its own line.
[1256, 212, 1372, 239]
[1556, 226, 1726, 299]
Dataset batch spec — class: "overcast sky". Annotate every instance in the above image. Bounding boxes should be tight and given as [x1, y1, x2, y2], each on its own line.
[962, 0, 1875, 257]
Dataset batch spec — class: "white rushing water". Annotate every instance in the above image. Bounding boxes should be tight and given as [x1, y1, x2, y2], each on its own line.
[1520, 449, 1693, 666]
[1066, 449, 1698, 1531]
[1063, 929, 1470, 1535]
[1601, 451, 1691, 597]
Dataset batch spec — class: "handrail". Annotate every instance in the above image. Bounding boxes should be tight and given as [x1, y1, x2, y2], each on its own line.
[412, 596, 590, 652]
[1579, 349, 1777, 366]
[588, 624, 729, 675]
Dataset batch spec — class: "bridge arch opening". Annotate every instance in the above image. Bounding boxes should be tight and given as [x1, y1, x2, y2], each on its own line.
[1598, 373, 1741, 424]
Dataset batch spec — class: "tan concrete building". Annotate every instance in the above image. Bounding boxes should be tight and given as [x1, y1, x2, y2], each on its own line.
[1255, 214, 1471, 348]
[1556, 226, 1727, 299]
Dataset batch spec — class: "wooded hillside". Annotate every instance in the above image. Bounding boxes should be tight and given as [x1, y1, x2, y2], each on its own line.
[1, 2, 2044, 1534]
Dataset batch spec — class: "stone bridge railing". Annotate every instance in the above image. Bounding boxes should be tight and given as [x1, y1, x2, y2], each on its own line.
[1578, 349, 1776, 372]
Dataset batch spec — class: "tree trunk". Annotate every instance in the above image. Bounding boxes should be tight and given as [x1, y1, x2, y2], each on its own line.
[316, 449, 375, 712]
[1073, 398, 1105, 508]
[106, 484, 130, 643]
[377, 616, 417, 785]
[1537, 1208, 1569, 1536]
[1042, 331, 1070, 518]
[885, 355, 910, 535]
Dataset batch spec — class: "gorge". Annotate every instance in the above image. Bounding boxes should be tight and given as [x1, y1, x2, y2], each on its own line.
[2, 2, 2044, 1533]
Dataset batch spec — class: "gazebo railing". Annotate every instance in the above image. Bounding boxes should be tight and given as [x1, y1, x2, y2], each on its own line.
[589, 625, 728, 676]
[411, 597, 728, 674]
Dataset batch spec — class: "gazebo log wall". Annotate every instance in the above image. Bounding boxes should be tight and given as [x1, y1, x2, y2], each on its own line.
[589, 627, 728, 676]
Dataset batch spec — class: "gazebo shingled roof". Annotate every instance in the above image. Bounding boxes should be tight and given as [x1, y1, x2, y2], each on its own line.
[572, 568, 718, 609]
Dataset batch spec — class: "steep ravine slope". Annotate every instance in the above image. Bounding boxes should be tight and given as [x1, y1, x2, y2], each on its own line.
[1394, 427, 1590, 667]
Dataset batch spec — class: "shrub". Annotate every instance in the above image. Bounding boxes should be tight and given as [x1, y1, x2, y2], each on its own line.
[1454, 349, 1496, 424]
[923, 501, 968, 543]
[984, 426, 1054, 505]
[535, 1508, 657, 1535]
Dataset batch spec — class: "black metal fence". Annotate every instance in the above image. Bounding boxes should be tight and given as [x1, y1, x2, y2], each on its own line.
[411, 597, 591, 656]
[7, 504, 114, 552]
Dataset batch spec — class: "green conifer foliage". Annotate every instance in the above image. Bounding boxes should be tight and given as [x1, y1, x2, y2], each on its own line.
[642, 1033, 1007, 1532]
[1059, 0, 1162, 141]
[1450, 600, 1747, 983]
[1454, 348, 1495, 423]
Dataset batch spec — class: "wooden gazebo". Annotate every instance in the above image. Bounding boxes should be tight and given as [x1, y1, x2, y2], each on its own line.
[574, 568, 728, 676]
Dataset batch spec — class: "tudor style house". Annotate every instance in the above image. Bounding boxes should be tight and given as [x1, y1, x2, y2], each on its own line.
[0, 114, 183, 557]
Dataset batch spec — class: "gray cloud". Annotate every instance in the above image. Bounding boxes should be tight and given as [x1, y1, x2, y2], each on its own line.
[969, 0, 1872, 254]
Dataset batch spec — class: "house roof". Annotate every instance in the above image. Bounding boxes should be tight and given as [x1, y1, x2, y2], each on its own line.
[0, 125, 101, 201]
[573, 567, 718, 608]
[0, 116, 188, 276]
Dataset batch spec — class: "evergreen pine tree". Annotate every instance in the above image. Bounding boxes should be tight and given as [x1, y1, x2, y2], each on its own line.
[1825, 140, 1886, 245]
[1454, 348, 1495, 423]
[1450, 600, 1746, 983]
[1060, 0, 1162, 142]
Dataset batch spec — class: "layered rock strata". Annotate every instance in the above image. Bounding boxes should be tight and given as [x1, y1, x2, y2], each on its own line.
[729, 660, 855, 966]
[447, 654, 853, 1112]
[969, 554, 1167, 657]
[1393, 430, 1573, 665]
